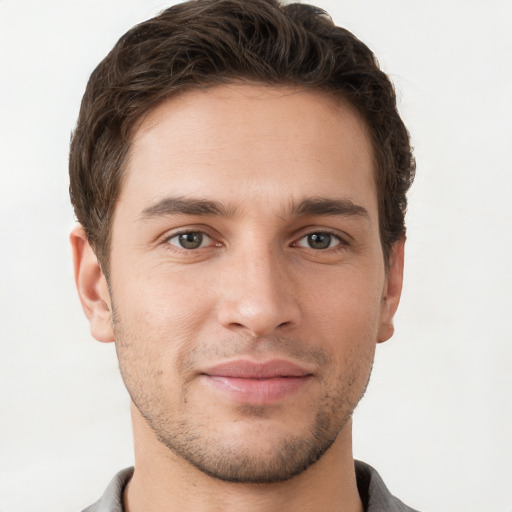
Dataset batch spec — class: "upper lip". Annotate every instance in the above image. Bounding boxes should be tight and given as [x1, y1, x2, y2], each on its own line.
[201, 359, 313, 379]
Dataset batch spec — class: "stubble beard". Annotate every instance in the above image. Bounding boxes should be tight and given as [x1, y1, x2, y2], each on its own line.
[137, 390, 357, 484]
[112, 310, 374, 484]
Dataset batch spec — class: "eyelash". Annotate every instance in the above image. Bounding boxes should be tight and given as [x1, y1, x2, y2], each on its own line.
[292, 231, 349, 251]
[162, 228, 350, 254]
[164, 229, 218, 253]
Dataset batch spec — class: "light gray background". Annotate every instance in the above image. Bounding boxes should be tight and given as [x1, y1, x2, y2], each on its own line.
[1, 1, 511, 511]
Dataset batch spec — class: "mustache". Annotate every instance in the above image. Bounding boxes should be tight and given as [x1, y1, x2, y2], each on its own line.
[178, 334, 331, 374]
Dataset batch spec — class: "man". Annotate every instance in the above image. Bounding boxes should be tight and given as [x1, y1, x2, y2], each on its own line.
[69, 0, 417, 510]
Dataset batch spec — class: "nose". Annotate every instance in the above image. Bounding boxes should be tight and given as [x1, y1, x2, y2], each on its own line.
[216, 247, 301, 337]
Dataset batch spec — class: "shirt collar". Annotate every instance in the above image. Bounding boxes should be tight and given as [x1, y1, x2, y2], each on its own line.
[83, 462, 419, 512]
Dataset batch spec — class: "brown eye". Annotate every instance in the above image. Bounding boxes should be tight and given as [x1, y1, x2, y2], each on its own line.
[168, 232, 210, 250]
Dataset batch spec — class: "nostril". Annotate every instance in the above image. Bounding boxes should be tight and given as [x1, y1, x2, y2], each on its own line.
[216, 291, 301, 337]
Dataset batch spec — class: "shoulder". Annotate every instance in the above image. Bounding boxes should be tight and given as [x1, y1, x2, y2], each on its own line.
[355, 460, 422, 512]
[81, 467, 134, 512]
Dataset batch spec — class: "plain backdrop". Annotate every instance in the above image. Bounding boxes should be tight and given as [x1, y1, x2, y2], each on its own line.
[1, 1, 511, 511]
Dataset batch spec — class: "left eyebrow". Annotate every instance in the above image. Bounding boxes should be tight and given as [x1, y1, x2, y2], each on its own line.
[290, 197, 370, 221]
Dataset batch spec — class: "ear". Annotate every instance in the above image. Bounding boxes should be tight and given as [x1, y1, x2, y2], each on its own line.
[70, 224, 114, 343]
[377, 239, 405, 343]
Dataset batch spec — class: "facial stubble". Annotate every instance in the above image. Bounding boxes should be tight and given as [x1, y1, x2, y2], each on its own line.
[112, 304, 375, 484]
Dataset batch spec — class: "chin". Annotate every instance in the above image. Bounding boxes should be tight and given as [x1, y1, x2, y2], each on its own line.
[145, 402, 350, 484]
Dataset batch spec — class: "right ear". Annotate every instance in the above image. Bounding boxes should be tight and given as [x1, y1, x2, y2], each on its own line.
[70, 225, 114, 343]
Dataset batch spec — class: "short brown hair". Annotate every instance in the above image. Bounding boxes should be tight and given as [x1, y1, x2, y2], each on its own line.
[69, 0, 415, 273]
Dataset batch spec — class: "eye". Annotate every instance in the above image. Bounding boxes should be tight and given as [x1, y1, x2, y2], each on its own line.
[167, 231, 213, 250]
[294, 232, 342, 250]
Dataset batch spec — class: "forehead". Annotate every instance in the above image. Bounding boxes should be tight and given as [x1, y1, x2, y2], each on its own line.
[119, 83, 376, 220]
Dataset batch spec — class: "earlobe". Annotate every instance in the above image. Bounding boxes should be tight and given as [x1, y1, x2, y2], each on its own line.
[377, 239, 405, 344]
[70, 225, 114, 343]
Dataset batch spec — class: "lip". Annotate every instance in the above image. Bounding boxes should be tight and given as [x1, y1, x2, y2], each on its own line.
[200, 359, 314, 404]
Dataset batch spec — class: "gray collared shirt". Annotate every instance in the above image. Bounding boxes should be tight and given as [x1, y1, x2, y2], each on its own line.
[81, 460, 420, 512]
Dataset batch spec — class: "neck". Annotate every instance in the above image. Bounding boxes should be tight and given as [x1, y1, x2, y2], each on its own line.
[124, 405, 363, 512]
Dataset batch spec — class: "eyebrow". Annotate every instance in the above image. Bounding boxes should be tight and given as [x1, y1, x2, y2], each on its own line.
[139, 197, 234, 220]
[291, 197, 370, 220]
[139, 196, 369, 221]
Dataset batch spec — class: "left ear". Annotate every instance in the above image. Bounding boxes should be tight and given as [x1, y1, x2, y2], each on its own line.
[377, 239, 405, 343]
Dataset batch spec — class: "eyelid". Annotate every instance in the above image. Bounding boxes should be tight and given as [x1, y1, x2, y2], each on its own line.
[161, 226, 222, 251]
[294, 233, 342, 250]
[167, 231, 212, 249]
[291, 227, 351, 247]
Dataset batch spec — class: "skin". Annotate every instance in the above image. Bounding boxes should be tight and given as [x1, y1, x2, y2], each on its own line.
[71, 84, 404, 512]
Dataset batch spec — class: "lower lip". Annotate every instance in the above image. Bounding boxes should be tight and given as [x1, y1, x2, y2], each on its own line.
[202, 375, 312, 404]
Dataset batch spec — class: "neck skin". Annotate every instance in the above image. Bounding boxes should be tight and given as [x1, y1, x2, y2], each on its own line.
[124, 404, 363, 512]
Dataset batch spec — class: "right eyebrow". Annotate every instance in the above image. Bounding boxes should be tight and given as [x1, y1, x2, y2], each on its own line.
[138, 196, 235, 221]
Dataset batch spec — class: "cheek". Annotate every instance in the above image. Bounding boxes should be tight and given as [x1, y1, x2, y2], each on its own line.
[304, 270, 383, 393]
[110, 270, 215, 384]
[114, 262, 214, 330]
[305, 268, 384, 340]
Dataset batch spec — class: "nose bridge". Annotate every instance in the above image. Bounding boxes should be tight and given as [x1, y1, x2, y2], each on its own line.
[243, 243, 283, 301]
[217, 238, 300, 336]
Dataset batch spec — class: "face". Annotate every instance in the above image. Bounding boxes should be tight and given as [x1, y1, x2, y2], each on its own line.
[74, 84, 403, 483]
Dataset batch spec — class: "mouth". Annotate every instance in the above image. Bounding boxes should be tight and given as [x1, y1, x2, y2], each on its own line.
[200, 359, 314, 404]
